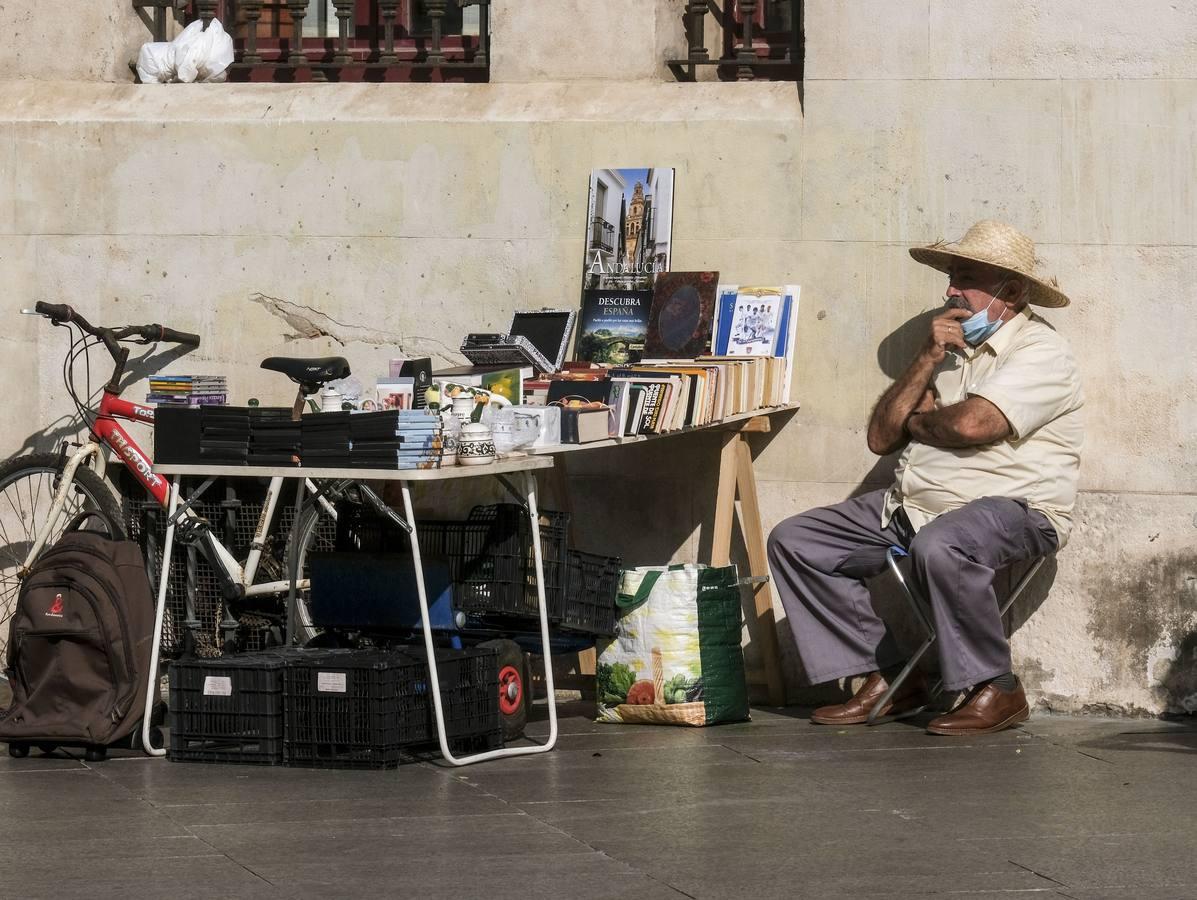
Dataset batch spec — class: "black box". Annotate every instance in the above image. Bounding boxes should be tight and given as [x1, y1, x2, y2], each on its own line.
[168, 653, 291, 765]
[153, 406, 203, 464]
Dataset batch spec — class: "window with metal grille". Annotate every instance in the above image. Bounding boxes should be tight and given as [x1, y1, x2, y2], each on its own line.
[135, 0, 489, 82]
[669, 0, 803, 83]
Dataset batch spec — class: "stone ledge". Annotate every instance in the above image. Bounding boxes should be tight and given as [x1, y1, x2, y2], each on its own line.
[0, 81, 801, 125]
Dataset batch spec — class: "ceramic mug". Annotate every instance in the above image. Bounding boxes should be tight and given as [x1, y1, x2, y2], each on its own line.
[457, 422, 496, 466]
[451, 395, 476, 423]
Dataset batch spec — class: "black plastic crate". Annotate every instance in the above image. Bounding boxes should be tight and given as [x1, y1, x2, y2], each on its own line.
[401, 646, 502, 755]
[335, 501, 569, 624]
[462, 504, 570, 621]
[561, 550, 621, 636]
[168, 653, 288, 764]
[282, 647, 501, 769]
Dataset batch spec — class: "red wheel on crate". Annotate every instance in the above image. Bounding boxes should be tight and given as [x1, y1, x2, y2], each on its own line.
[478, 639, 528, 742]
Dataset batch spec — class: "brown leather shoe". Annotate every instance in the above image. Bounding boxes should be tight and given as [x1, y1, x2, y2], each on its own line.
[810, 670, 929, 725]
[926, 677, 1030, 736]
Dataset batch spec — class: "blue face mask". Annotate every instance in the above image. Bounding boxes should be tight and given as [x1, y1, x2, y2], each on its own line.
[955, 288, 1006, 347]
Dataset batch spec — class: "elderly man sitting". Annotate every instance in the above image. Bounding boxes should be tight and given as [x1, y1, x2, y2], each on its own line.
[768, 220, 1084, 735]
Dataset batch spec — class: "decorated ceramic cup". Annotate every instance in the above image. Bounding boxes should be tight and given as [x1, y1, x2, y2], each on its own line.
[457, 422, 496, 466]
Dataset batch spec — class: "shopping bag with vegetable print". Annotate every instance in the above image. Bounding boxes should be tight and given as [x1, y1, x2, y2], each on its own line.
[596, 564, 749, 726]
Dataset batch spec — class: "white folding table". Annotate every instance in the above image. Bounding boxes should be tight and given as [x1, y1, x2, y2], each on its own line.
[143, 456, 558, 766]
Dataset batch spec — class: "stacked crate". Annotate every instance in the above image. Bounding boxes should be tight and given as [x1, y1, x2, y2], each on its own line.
[168, 646, 501, 769]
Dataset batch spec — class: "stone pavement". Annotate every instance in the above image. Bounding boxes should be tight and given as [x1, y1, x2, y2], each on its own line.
[0, 701, 1194, 900]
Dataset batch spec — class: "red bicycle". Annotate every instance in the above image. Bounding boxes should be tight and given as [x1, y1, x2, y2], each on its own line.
[0, 303, 198, 641]
[0, 302, 351, 663]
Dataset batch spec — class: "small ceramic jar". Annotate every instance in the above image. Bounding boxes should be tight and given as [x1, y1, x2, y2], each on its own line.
[457, 422, 496, 466]
[451, 395, 476, 426]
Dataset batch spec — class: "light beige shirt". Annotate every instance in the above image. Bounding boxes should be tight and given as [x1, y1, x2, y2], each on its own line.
[883, 308, 1084, 547]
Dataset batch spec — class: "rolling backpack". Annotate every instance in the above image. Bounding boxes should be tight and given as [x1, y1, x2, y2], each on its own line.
[0, 510, 156, 760]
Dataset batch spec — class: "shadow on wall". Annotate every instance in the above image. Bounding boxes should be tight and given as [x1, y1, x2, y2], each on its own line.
[12, 344, 195, 460]
[876, 307, 940, 380]
[1160, 631, 1197, 717]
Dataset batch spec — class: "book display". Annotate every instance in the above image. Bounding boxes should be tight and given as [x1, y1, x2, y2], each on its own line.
[149, 165, 798, 466]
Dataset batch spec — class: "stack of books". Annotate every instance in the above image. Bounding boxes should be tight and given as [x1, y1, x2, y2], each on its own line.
[248, 408, 300, 467]
[300, 412, 352, 468]
[147, 375, 228, 407]
[199, 406, 250, 465]
[349, 410, 442, 470]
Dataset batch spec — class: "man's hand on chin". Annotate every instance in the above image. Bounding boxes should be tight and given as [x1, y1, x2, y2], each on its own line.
[923, 307, 972, 365]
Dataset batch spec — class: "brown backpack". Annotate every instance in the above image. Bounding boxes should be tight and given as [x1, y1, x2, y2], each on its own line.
[0, 510, 155, 754]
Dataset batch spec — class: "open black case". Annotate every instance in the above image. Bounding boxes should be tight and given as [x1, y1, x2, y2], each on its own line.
[460, 309, 577, 373]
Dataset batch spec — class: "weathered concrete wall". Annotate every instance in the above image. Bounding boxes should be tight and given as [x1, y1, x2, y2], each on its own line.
[0, 1, 148, 82]
[2, 1, 1195, 715]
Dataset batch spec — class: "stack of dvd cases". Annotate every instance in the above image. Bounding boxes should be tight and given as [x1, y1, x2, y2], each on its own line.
[199, 406, 250, 465]
[300, 411, 352, 468]
[248, 407, 301, 467]
[349, 410, 442, 470]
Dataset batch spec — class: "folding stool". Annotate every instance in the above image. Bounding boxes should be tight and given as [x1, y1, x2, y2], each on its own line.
[866, 546, 1047, 725]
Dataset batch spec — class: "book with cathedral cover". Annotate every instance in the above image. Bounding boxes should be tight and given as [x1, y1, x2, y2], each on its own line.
[580, 168, 675, 293]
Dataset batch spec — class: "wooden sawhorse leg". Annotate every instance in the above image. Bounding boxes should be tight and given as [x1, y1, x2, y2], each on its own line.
[711, 421, 786, 707]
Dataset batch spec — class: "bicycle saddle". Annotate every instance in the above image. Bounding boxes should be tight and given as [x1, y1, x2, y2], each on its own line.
[260, 356, 351, 391]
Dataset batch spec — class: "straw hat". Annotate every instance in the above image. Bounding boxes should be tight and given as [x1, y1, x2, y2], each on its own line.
[909, 219, 1070, 308]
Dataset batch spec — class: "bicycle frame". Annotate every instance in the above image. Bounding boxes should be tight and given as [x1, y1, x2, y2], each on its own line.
[23, 388, 331, 600]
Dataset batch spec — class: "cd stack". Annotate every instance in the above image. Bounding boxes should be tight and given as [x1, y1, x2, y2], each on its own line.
[147, 375, 228, 407]
[248, 408, 301, 467]
[199, 406, 250, 465]
[349, 410, 443, 470]
[300, 411, 352, 469]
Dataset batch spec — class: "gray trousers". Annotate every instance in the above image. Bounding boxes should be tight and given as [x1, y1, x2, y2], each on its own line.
[767, 489, 1058, 692]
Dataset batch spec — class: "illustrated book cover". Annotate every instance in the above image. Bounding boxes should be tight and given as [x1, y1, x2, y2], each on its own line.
[574, 289, 653, 364]
[580, 168, 675, 293]
[643, 271, 720, 360]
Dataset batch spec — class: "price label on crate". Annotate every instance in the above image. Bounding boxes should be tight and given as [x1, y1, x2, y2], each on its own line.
[203, 676, 232, 697]
[317, 671, 347, 693]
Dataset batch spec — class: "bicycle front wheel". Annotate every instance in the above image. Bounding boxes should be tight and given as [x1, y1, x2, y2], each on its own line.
[0, 453, 125, 663]
[282, 494, 341, 645]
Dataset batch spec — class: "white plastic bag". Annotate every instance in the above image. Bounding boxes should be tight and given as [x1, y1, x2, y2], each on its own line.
[136, 41, 177, 84]
[137, 19, 234, 84]
[196, 19, 235, 83]
[175, 19, 234, 84]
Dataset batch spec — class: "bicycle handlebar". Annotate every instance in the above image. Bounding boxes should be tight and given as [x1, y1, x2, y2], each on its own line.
[120, 324, 202, 348]
[32, 302, 201, 349]
[34, 301, 74, 323]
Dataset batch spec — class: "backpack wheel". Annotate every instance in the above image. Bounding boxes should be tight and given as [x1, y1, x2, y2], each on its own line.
[83, 745, 107, 762]
[7, 742, 29, 759]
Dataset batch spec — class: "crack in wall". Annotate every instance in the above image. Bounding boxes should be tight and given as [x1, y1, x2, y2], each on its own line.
[249, 292, 462, 361]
